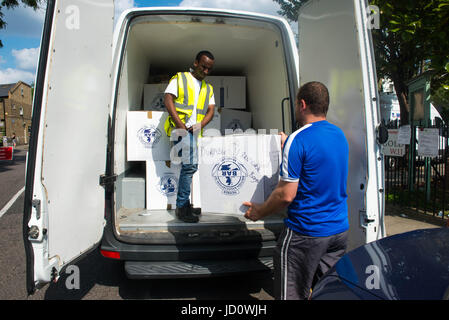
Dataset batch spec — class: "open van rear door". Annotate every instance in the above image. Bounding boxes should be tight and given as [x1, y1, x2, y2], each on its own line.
[298, 0, 385, 250]
[23, 0, 113, 294]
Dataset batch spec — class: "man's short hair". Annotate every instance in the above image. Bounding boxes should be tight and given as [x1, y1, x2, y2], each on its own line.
[195, 50, 215, 62]
[297, 81, 329, 116]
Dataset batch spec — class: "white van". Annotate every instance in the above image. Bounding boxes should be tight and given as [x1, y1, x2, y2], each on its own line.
[23, 0, 385, 294]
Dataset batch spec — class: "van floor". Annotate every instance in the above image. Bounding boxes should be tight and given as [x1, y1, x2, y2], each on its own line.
[117, 208, 285, 230]
[115, 208, 285, 244]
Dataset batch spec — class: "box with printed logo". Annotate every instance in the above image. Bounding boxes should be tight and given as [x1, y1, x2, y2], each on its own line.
[143, 83, 169, 111]
[196, 134, 281, 214]
[146, 161, 180, 210]
[127, 111, 172, 161]
[220, 108, 252, 135]
[146, 161, 200, 210]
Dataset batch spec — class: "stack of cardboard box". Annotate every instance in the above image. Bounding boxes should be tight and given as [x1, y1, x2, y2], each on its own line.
[206, 76, 252, 134]
[127, 110, 186, 210]
[126, 76, 280, 215]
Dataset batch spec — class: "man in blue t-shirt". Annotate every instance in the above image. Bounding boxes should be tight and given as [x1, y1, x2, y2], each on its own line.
[243, 81, 349, 300]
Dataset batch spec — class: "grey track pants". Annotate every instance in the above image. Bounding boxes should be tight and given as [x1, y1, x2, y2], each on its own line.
[273, 226, 348, 300]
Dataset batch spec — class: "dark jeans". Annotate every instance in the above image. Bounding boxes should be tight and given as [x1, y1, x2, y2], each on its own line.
[173, 131, 198, 208]
[274, 226, 348, 300]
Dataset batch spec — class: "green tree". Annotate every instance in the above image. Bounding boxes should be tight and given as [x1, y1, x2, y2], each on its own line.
[0, 0, 44, 48]
[274, 0, 449, 123]
[371, 0, 449, 123]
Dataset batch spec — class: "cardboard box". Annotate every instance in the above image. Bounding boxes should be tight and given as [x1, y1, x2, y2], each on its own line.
[197, 134, 281, 214]
[146, 161, 180, 210]
[117, 176, 145, 209]
[220, 108, 252, 135]
[146, 160, 199, 210]
[207, 76, 246, 109]
[143, 83, 169, 111]
[127, 111, 171, 161]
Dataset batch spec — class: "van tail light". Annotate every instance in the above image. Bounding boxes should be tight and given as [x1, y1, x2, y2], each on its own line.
[100, 250, 121, 259]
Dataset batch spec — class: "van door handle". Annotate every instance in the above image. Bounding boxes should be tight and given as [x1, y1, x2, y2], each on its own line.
[281, 97, 290, 133]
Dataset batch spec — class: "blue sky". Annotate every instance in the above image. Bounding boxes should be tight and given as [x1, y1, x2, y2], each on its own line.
[0, 0, 287, 85]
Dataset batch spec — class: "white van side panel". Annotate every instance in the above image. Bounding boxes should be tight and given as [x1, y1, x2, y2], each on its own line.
[29, 0, 113, 282]
[298, 0, 382, 250]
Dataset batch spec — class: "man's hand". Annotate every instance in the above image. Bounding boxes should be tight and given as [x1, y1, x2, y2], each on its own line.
[243, 181, 297, 222]
[279, 132, 288, 150]
[243, 201, 264, 222]
[188, 122, 202, 133]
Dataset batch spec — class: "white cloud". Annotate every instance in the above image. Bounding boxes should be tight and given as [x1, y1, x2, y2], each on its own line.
[0, 4, 45, 38]
[12, 48, 39, 71]
[0, 68, 35, 84]
[179, 0, 282, 16]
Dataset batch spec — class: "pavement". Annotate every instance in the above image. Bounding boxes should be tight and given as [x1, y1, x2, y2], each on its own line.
[384, 203, 447, 236]
[12, 144, 29, 152]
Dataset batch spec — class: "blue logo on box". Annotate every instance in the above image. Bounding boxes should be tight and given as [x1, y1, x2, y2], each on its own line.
[158, 175, 178, 197]
[137, 125, 161, 148]
[212, 158, 248, 195]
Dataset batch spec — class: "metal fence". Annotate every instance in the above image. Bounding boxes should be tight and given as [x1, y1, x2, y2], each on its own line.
[384, 119, 449, 221]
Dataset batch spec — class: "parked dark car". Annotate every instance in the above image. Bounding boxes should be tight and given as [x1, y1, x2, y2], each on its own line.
[311, 227, 449, 300]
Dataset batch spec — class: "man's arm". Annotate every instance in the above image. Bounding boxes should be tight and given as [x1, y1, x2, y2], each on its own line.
[243, 180, 298, 222]
[190, 104, 215, 133]
[201, 104, 215, 128]
[164, 93, 187, 130]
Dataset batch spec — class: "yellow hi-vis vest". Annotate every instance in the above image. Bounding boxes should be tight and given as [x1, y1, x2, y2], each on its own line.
[164, 72, 214, 137]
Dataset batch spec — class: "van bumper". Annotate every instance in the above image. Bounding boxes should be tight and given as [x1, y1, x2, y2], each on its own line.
[100, 225, 278, 262]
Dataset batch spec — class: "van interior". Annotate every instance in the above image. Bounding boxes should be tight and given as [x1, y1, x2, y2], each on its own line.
[113, 13, 295, 244]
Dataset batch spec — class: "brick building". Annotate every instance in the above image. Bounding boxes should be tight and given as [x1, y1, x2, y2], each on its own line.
[0, 81, 33, 145]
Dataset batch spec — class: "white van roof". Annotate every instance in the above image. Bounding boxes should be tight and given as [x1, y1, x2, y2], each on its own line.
[112, 6, 298, 80]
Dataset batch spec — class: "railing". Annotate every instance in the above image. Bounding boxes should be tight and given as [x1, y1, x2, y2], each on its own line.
[384, 120, 448, 221]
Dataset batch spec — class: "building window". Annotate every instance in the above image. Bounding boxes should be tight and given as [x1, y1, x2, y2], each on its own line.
[21, 87, 24, 96]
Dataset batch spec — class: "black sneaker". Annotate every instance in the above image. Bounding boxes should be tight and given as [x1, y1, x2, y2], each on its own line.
[176, 206, 199, 223]
[190, 205, 202, 216]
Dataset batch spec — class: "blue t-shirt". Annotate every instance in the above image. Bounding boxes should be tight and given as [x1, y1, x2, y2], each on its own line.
[280, 120, 349, 237]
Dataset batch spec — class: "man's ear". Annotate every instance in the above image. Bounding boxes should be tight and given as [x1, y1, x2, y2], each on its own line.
[299, 99, 307, 111]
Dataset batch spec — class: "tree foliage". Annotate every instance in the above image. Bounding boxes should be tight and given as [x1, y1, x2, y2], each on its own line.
[273, 0, 308, 21]
[371, 0, 449, 123]
[0, 0, 43, 47]
[274, 0, 449, 122]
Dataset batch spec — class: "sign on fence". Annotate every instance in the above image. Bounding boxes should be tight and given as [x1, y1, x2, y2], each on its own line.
[383, 130, 405, 157]
[397, 125, 411, 145]
[417, 128, 439, 157]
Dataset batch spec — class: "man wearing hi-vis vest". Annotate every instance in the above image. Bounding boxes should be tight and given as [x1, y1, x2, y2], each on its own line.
[164, 51, 216, 223]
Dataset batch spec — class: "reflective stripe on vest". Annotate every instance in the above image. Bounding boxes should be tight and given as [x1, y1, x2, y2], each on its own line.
[164, 72, 213, 137]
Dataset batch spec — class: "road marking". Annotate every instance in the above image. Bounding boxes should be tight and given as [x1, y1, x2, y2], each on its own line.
[0, 186, 25, 219]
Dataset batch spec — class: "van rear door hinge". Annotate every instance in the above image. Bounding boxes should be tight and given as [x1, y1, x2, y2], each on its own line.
[99, 174, 117, 188]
